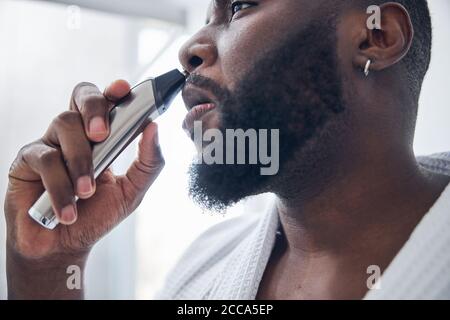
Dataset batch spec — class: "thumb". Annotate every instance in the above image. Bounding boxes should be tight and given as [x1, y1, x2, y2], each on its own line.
[119, 122, 165, 210]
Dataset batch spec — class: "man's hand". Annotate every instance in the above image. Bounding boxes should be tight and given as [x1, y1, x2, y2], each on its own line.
[5, 80, 165, 299]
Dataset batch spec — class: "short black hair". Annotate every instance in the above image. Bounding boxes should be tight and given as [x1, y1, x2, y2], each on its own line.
[361, 0, 433, 100]
[395, 0, 432, 99]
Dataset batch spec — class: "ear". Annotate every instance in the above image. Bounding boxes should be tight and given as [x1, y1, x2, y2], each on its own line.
[353, 2, 414, 74]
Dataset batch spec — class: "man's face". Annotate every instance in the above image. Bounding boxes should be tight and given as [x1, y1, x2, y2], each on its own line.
[180, 0, 347, 210]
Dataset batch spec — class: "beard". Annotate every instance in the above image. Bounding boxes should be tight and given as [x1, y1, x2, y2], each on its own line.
[188, 18, 346, 212]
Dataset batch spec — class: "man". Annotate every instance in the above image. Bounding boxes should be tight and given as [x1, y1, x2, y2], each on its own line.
[5, 0, 450, 299]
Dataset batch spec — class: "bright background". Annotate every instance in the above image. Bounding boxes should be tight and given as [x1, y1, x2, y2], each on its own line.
[0, 0, 449, 299]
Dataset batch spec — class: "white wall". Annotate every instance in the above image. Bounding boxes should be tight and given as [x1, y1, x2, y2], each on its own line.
[0, 0, 151, 299]
[414, 0, 450, 155]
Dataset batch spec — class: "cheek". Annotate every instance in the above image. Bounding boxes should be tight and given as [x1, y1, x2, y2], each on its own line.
[217, 19, 286, 90]
[218, 32, 262, 90]
[217, 8, 300, 91]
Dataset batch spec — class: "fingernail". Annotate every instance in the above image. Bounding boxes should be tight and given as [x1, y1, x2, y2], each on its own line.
[77, 176, 93, 198]
[61, 204, 77, 225]
[89, 117, 107, 136]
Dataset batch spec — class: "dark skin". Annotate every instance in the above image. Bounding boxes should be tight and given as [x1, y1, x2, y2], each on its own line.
[5, 0, 450, 299]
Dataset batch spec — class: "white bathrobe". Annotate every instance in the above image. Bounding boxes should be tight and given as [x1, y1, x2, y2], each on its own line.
[156, 153, 450, 300]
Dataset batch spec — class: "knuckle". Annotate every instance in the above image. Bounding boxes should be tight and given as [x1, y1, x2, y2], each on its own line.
[39, 148, 62, 168]
[82, 95, 108, 112]
[15, 142, 35, 161]
[54, 111, 82, 128]
[66, 154, 92, 174]
[139, 157, 166, 174]
[72, 82, 95, 98]
[9, 143, 34, 175]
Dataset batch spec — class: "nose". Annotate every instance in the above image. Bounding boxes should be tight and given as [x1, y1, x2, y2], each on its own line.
[179, 33, 218, 74]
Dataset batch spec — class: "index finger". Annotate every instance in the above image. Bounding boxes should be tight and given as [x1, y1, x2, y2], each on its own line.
[103, 80, 131, 102]
[69, 80, 131, 142]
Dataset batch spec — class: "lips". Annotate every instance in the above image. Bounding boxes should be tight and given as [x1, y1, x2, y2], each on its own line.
[182, 84, 218, 135]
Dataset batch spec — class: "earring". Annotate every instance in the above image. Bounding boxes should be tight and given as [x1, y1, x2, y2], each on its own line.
[364, 59, 372, 77]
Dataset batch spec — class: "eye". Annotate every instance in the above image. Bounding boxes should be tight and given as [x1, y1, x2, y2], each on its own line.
[231, 1, 256, 18]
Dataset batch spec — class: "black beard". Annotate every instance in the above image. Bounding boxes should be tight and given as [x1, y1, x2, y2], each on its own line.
[188, 19, 345, 212]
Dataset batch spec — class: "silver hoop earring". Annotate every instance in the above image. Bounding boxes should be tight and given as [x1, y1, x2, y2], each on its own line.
[364, 59, 372, 77]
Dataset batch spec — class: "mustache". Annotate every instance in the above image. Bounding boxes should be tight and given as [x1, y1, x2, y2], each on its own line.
[185, 73, 232, 102]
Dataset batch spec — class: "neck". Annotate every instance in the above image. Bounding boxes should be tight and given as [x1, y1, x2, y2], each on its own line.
[275, 144, 447, 258]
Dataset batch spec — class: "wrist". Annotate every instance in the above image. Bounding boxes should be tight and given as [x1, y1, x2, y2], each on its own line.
[6, 242, 90, 300]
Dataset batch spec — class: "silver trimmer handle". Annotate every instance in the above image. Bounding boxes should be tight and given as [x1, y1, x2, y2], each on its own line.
[29, 79, 161, 229]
